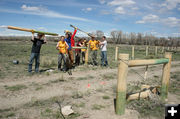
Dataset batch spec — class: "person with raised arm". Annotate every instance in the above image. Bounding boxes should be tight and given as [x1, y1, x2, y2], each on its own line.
[64, 27, 77, 68]
[28, 33, 46, 73]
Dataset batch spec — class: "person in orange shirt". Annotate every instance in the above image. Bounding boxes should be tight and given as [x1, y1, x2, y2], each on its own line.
[88, 35, 99, 65]
[56, 36, 69, 71]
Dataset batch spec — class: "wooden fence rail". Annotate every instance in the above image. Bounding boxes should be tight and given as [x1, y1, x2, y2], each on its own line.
[128, 58, 169, 67]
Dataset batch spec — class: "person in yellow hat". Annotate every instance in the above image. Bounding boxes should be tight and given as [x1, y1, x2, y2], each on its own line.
[88, 35, 99, 65]
[56, 36, 69, 71]
[81, 38, 87, 64]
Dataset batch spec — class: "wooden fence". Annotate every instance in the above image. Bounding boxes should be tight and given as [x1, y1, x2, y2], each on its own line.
[115, 45, 177, 60]
[115, 52, 172, 115]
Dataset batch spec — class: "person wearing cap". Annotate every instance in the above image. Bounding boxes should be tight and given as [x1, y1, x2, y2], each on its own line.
[64, 27, 77, 67]
[56, 36, 69, 71]
[99, 36, 108, 66]
[81, 38, 87, 64]
[88, 35, 99, 65]
[28, 33, 46, 73]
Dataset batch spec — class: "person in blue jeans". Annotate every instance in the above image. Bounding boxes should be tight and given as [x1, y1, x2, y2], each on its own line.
[28, 33, 46, 73]
[99, 36, 108, 66]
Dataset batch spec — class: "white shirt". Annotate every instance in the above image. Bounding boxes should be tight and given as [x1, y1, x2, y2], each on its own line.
[100, 40, 107, 51]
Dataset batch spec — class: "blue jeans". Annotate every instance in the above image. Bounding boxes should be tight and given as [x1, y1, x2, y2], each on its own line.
[28, 53, 40, 72]
[101, 51, 108, 66]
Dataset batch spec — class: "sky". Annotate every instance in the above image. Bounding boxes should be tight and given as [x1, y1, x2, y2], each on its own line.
[0, 0, 180, 37]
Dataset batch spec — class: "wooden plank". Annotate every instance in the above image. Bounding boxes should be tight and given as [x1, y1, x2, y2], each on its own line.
[127, 90, 151, 101]
[8, 26, 58, 36]
[34, 30, 58, 36]
[8, 26, 33, 32]
[128, 58, 169, 67]
[72, 47, 87, 49]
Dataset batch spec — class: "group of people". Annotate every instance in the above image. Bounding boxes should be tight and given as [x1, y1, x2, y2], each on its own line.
[28, 27, 108, 73]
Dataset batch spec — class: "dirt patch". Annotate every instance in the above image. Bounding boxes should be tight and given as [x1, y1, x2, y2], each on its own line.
[0, 61, 180, 119]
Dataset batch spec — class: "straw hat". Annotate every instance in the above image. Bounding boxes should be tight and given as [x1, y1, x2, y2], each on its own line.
[64, 30, 72, 34]
[91, 34, 96, 38]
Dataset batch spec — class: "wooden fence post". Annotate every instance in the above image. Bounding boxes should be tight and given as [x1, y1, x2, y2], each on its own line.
[115, 47, 119, 61]
[162, 47, 164, 53]
[132, 46, 134, 59]
[171, 47, 173, 51]
[144, 65, 148, 80]
[161, 52, 172, 101]
[176, 47, 178, 51]
[155, 46, 158, 55]
[116, 54, 129, 115]
[85, 48, 89, 65]
[146, 46, 148, 56]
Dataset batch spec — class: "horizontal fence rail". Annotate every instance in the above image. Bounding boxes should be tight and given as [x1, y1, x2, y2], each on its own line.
[72, 47, 87, 49]
[128, 58, 169, 67]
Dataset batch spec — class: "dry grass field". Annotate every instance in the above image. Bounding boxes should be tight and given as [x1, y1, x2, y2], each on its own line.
[0, 40, 180, 119]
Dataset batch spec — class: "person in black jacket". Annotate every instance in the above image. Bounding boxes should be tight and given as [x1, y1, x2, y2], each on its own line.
[28, 33, 46, 73]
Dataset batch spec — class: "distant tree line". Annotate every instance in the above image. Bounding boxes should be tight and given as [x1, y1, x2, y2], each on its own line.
[0, 30, 180, 47]
[86, 30, 180, 47]
[109, 30, 180, 47]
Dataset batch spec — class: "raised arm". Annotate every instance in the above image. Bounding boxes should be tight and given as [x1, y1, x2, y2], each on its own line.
[71, 28, 77, 39]
[71, 28, 77, 47]
[31, 32, 34, 41]
[43, 35, 47, 44]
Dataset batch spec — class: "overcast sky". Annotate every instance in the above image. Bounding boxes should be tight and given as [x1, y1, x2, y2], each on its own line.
[0, 0, 180, 37]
